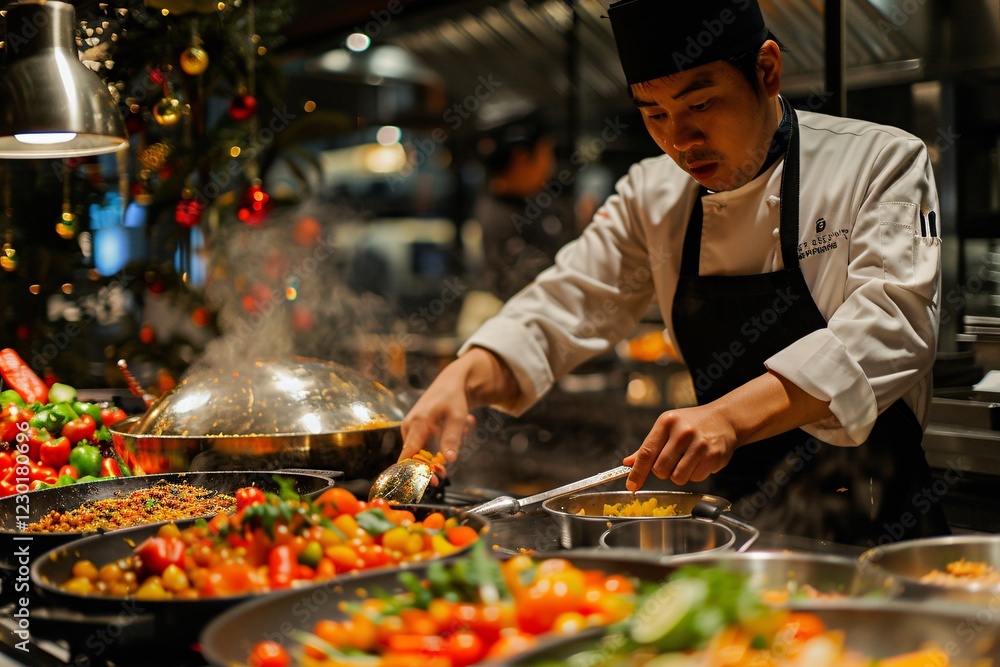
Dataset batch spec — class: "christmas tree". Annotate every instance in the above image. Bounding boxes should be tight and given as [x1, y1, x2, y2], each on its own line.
[0, 0, 303, 395]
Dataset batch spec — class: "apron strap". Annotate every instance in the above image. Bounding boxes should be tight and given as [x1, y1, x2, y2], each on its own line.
[779, 97, 801, 271]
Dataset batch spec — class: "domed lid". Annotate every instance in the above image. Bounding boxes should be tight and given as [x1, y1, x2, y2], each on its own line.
[133, 357, 406, 437]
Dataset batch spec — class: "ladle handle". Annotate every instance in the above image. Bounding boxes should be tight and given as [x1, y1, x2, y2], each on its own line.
[466, 495, 522, 517]
[467, 465, 633, 517]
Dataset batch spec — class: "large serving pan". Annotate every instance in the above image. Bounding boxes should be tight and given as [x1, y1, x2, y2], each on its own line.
[479, 600, 1000, 666]
[0, 469, 339, 605]
[678, 550, 895, 598]
[541, 490, 752, 549]
[859, 534, 1000, 605]
[199, 550, 678, 667]
[29, 503, 489, 666]
[111, 357, 408, 479]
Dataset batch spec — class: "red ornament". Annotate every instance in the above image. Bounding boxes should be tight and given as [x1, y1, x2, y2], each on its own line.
[291, 306, 315, 332]
[237, 183, 272, 225]
[293, 216, 322, 246]
[228, 94, 257, 121]
[175, 197, 205, 227]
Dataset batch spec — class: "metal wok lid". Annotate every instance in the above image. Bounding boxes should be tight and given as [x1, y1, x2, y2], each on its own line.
[133, 357, 407, 437]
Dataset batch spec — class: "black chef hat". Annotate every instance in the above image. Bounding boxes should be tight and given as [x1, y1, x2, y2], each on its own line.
[608, 0, 770, 84]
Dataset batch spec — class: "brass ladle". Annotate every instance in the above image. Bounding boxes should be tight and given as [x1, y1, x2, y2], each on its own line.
[369, 458, 437, 504]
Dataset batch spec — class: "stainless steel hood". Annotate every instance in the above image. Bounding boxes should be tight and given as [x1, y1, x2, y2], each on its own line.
[281, 0, 1000, 137]
[377, 0, 940, 125]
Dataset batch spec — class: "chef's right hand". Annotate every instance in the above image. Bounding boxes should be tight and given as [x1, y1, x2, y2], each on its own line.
[400, 347, 519, 463]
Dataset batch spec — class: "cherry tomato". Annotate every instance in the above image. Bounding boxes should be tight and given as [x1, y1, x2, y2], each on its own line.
[235, 486, 266, 511]
[442, 630, 487, 667]
[135, 535, 186, 575]
[57, 464, 78, 480]
[316, 487, 361, 517]
[783, 612, 827, 641]
[445, 525, 480, 548]
[0, 451, 13, 471]
[247, 640, 290, 667]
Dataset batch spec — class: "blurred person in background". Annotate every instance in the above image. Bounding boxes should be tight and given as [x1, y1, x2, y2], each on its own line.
[473, 109, 578, 302]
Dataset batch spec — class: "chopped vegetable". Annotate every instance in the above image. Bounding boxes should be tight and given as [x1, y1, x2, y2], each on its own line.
[0, 348, 48, 404]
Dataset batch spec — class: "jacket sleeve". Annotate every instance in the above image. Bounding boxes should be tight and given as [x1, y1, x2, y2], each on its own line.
[459, 166, 660, 415]
[765, 135, 941, 446]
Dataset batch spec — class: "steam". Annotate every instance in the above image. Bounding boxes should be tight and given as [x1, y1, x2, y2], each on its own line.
[193, 203, 400, 388]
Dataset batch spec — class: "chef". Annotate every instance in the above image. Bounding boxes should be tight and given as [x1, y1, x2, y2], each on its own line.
[400, 0, 950, 546]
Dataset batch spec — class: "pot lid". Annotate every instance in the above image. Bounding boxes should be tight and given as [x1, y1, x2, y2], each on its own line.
[133, 357, 407, 437]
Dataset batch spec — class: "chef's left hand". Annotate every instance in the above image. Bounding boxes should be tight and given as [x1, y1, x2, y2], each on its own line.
[624, 404, 738, 491]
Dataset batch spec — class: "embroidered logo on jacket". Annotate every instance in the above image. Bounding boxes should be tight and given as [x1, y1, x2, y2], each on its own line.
[797, 224, 849, 261]
[815, 218, 826, 233]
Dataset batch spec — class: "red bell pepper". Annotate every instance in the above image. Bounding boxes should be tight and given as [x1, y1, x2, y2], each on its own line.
[39, 436, 71, 469]
[62, 414, 97, 445]
[268, 544, 297, 589]
[0, 349, 48, 404]
[100, 407, 128, 427]
[135, 535, 186, 575]
[100, 457, 121, 477]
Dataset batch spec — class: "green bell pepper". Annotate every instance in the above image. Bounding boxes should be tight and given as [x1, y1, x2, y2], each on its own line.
[29, 409, 62, 434]
[0, 390, 24, 408]
[49, 402, 79, 426]
[73, 401, 103, 424]
[68, 443, 102, 478]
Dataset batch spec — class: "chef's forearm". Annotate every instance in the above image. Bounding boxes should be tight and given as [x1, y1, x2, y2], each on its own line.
[714, 371, 833, 446]
[460, 347, 522, 408]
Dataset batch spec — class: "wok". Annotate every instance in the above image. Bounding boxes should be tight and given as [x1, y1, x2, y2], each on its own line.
[30, 503, 489, 666]
[111, 357, 408, 479]
[0, 469, 339, 570]
[478, 600, 1000, 666]
[541, 490, 755, 549]
[199, 550, 679, 667]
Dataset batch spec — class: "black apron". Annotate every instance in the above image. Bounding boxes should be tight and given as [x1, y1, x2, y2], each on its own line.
[670, 100, 950, 547]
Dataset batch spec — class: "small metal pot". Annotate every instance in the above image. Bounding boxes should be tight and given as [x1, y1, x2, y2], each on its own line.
[858, 534, 1000, 605]
[111, 357, 408, 480]
[599, 518, 737, 559]
[541, 490, 731, 549]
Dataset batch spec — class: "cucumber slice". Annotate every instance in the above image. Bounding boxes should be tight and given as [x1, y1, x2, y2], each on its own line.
[629, 577, 709, 650]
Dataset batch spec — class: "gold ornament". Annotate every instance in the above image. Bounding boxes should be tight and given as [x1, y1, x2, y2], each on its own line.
[153, 96, 182, 126]
[139, 142, 172, 172]
[180, 45, 209, 75]
[0, 243, 17, 272]
[56, 210, 77, 239]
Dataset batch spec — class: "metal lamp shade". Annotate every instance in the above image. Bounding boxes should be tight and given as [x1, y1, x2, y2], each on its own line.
[0, 1, 127, 158]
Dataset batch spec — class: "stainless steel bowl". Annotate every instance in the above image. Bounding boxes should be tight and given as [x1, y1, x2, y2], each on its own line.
[542, 490, 730, 549]
[599, 518, 737, 559]
[679, 551, 895, 599]
[111, 357, 407, 479]
[859, 534, 1000, 605]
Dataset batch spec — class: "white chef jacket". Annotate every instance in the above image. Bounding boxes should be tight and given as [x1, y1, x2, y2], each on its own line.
[461, 107, 942, 448]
